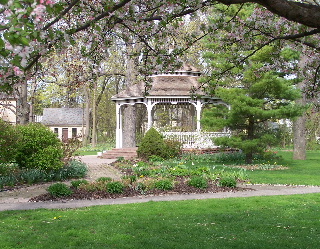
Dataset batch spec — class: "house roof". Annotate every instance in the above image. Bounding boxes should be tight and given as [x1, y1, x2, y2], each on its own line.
[112, 64, 206, 100]
[41, 108, 85, 126]
[0, 93, 16, 100]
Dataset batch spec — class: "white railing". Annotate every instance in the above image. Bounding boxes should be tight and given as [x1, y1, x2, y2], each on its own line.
[162, 131, 230, 149]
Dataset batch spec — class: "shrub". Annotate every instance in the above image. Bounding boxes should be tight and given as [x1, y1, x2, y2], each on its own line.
[78, 182, 105, 192]
[214, 152, 246, 164]
[106, 181, 125, 194]
[188, 176, 208, 189]
[154, 178, 174, 190]
[162, 139, 182, 159]
[0, 119, 20, 163]
[0, 175, 17, 188]
[135, 182, 147, 192]
[116, 157, 125, 162]
[0, 163, 19, 175]
[26, 145, 64, 171]
[15, 123, 64, 170]
[133, 167, 153, 177]
[71, 179, 89, 188]
[63, 160, 88, 179]
[96, 177, 112, 182]
[149, 155, 164, 162]
[218, 176, 237, 188]
[62, 137, 82, 162]
[137, 128, 167, 159]
[19, 169, 45, 184]
[47, 183, 73, 197]
[122, 175, 137, 184]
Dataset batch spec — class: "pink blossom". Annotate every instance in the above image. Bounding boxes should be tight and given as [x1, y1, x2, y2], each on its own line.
[31, 4, 46, 23]
[13, 67, 23, 76]
[5, 43, 13, 51]
[45, 0, 55, 5]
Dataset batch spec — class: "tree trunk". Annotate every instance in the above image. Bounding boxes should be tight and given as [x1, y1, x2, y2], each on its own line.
[15, 79, 29, 125]
[82, 88, 91, 147]
[92, 81, 97, 147]
[246, 117, 255, 164]
[122, 44, 138, 147]
[293, 54, 308, 160]
[122, 105, 136, 147]
[293, 114, 306, 160]
[293, 82, 307, 160]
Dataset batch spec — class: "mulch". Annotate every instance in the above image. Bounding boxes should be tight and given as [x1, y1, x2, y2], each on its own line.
[29, 179, 252, 202]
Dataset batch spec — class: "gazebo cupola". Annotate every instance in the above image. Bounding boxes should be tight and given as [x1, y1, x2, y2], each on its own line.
[111, 64, 229, 148]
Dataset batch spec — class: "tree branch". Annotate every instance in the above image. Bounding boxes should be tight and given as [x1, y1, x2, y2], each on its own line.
[215, 0, 320, 28]
[73, 0, 132, 33]
[42, 0, 81, 31]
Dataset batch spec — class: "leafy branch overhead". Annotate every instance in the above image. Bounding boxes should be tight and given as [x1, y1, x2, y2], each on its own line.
[1, 0, 320, 92]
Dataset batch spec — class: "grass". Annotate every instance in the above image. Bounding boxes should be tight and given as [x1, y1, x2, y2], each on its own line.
[75, 142, 115, 156]
[75, 150, 99, 156]
[247, 151, 320, 185]
[1, 194, 320, 248]
[175, 150, 320, 186]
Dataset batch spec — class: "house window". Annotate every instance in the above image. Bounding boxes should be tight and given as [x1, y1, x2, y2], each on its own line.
[54, 128, 58, 134]
[72, 128, 77, 138]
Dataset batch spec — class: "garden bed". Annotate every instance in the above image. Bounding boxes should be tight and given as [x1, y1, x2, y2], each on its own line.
[29, 177, 250, 202]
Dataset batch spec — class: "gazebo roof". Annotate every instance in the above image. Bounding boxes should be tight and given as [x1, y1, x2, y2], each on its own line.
[112, 64, 206, 100]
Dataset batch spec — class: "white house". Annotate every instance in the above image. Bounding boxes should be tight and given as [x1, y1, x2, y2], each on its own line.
[0, 93, 16, 124]
[41, 108, 86, 142]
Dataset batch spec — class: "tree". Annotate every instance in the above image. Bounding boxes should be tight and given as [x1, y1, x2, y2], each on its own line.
[2, 0, 320, 93]
[2, 0, 320, 154]
[198, 3, 320, 160]
[202, 45, 303, 164]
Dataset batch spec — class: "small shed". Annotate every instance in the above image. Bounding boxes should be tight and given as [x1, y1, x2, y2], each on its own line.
[111, 64, 230, 149]
[0, 93, 17, 124]
[41, 108, 86, 142]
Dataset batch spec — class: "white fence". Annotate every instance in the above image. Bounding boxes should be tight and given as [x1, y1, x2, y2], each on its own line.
[162, 131, 230, 149]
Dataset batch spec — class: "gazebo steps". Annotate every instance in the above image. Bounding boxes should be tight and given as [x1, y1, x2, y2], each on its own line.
[100, 147, 138, 160]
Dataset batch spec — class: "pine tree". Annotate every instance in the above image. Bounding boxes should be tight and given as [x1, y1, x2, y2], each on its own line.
[202, 45, 303, 164]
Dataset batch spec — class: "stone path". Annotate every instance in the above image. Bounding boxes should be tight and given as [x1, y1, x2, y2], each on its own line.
[79, 155, 120, 181]
[1, 155, 320, 211]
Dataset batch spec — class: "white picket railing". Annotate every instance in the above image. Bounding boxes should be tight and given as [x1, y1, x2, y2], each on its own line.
[162, 131, 230, 149]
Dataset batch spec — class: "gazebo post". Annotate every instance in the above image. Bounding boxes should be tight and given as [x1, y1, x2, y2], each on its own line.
[115, 102, 122, 148]
[196, 99, 202, 132]
[146, 99, 153, 130]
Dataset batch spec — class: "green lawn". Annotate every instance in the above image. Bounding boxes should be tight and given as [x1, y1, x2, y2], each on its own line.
[1, 194, 320, 248]
[247, 151, 320, 185]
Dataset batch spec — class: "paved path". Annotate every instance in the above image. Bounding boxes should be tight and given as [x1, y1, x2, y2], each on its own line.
[1, 155, 320, 211]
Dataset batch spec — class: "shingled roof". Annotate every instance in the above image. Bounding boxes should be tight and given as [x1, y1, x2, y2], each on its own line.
[112, 64, 205, 99]
[0, 93, 16, 100]
[41, 108, 84, 126]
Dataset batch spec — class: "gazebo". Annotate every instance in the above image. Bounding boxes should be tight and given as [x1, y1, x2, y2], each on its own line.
[111, 64, 230, 149]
